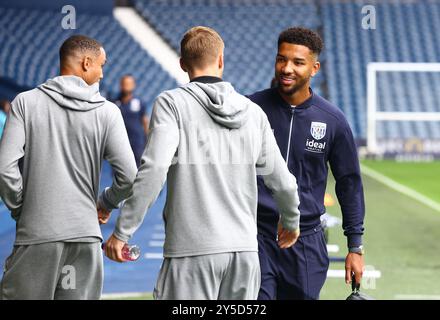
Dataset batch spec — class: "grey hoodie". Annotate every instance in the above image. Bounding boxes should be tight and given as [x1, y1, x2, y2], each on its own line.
[0, 75, 137, 245]
[114, 80, 300, 257]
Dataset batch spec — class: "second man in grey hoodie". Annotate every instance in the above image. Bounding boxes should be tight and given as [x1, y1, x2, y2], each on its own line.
[104, 26, 301, 300]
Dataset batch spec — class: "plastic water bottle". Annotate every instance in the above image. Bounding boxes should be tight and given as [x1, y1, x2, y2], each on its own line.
[102, 243, 141, 261]
[121, 244, 141, 261]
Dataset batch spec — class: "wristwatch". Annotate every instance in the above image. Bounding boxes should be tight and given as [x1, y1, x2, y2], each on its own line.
[348, 245, 364, 255]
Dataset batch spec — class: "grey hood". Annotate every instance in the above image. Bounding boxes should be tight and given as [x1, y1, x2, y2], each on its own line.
[181, 81, 251, 129]
[38, 75, 106, 111]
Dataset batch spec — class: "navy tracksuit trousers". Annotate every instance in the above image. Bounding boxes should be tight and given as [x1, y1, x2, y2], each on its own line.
[257, 225, 329, 300]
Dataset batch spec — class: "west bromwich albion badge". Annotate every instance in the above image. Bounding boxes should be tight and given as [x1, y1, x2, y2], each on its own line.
[310, 122, 327, 140]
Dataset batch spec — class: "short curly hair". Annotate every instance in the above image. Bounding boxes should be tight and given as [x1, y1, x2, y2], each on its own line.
[278, 27, 323, 56]
[59, 35, 102, 64]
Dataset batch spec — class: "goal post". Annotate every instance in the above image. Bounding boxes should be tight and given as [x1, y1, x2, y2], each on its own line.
[367, 62, 440, 155]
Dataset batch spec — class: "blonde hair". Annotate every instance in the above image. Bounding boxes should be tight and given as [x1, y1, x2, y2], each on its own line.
[180, 26, 224, 70]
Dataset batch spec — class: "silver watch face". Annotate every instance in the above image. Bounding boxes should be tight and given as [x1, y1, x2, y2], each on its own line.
[349, 246, 363, 253]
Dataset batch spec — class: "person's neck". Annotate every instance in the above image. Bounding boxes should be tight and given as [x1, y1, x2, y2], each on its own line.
[279, 85, 311, 106]
[188, 69, 222, 81]
[60, 68, 82, 78]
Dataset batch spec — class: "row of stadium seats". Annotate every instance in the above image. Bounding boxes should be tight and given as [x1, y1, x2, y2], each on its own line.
[322, 1, 440, 139]
[133, 0, 323, 97]
[0, 7, 177, 108]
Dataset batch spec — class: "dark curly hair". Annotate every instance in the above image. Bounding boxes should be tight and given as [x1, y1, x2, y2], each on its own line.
[278, 27, 323, 56]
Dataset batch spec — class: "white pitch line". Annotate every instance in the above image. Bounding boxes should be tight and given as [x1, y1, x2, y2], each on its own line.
[149, 241, 164, 247]
[151, 233, 165, 240]
[361, 164, 440, 213]
[327, 269, 381, 278]
[327, 244, 340, 253]
[394, 294, 440, 300]
[144, 253, 163, 259]
[101, 292, 147, 299]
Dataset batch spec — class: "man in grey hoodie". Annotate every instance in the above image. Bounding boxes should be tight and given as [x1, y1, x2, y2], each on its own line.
[0, 35, 137, 300]
[104, 26, 301, 300]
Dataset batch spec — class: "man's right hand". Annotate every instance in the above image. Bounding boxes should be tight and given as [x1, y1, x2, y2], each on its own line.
[104, 233, 126, 263]
[277, 222, 300, 249]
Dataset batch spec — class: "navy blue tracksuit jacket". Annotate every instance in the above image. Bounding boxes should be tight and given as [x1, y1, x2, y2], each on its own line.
[114, 96, 147, 166]
[249, 88, 365, 248]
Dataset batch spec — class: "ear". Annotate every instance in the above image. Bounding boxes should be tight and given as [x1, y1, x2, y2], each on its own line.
[218, 53, 224, 70]
[180, 58, 188, 73]
[311, 61, 320, 77]
[82, 55, 92, 72]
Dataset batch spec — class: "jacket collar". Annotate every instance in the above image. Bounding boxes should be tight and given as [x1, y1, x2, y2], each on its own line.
[190, 76, 223, 84]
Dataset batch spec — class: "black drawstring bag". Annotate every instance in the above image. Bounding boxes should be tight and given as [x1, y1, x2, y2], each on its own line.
[346, 276, 375, 300]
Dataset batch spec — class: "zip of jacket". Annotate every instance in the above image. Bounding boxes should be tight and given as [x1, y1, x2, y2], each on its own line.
[285, 107, 295, 167]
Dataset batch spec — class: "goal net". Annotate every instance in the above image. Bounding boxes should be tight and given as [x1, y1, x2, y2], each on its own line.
[367, 62, 440, 161]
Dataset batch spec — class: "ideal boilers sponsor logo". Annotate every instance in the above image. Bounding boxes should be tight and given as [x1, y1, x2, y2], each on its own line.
[306, 122, 327, 153]
[306, 139, 327, 153]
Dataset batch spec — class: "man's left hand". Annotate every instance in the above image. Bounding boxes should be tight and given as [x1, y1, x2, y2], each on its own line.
[97, 203, 111, 225]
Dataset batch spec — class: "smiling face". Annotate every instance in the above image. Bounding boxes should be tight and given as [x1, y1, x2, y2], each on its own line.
[275, 42, 320, 97]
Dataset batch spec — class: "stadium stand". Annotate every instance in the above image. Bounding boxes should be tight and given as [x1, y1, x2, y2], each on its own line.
[133, 0, 324, 97]
[133, 0, 440, 140]
[0, 6, 177, 107]
[322, 0, 440, 139]
[2, 0, 440, 140]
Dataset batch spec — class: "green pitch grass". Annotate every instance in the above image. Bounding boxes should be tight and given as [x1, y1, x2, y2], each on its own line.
[361, 159, 440, 203]
[321, 160, 440, 300]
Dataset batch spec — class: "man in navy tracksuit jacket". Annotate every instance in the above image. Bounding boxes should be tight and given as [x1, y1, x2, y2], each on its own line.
[114, 75, 149, 167]
[249, 27, 365, 300]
